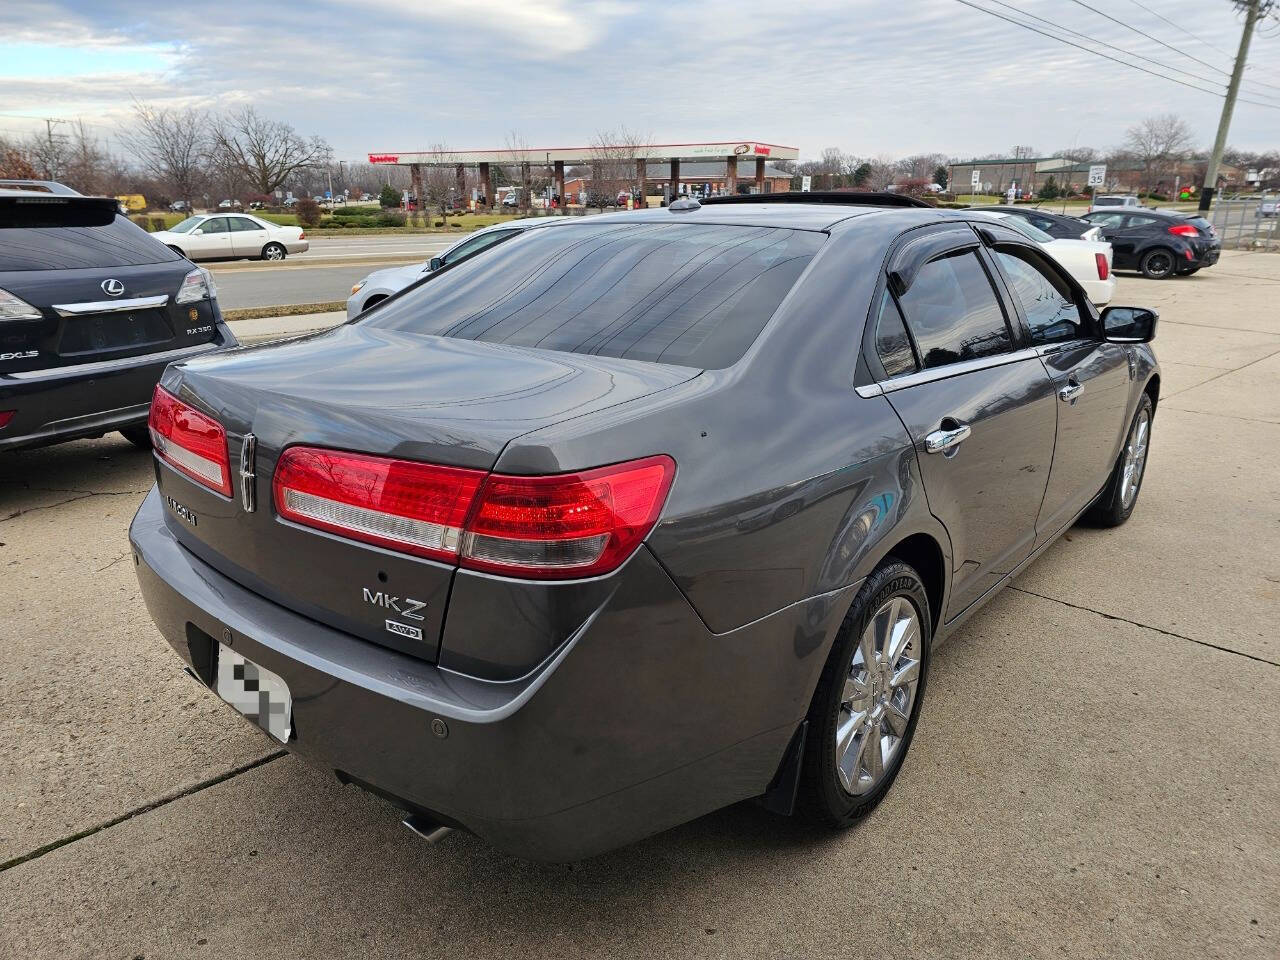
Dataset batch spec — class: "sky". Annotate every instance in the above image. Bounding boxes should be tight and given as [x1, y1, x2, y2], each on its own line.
[4, 0, 1280, 164]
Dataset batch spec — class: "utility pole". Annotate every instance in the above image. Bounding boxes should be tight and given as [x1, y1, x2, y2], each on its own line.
[1200, 0, 1262, 213]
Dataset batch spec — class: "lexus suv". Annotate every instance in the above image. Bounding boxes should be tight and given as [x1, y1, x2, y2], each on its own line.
[131, 192, 1160, 860]
[0, 181, 236, 451]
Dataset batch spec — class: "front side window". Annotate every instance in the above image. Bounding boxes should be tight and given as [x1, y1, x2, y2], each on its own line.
[898, 251, 1012, 369]
[169, 216, 204, 234]
[364, 222, 824, 369]
[994, 250, 1083, 344]
[1125, 215, 1161, 229]
[1083, 212, 1126, 229]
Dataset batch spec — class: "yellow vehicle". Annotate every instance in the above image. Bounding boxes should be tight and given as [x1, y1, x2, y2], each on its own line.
[115, 194, 147, 212]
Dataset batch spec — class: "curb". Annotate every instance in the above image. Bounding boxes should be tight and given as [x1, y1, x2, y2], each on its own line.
[222, 301, 346, 322]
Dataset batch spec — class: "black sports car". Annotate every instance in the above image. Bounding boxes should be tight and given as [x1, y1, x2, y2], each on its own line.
[1081, 207, 1221, 279]
[0, 181, 236, 451]
[131, 193, 1160, 860]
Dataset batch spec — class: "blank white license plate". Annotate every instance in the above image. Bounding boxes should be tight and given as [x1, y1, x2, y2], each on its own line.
[215, 643, 292, 743]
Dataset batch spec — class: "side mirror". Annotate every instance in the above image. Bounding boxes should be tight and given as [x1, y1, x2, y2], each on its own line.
[1101, 305, 1158, 343]
[428, 256, 443, 271]
[192, 228, 204, 236]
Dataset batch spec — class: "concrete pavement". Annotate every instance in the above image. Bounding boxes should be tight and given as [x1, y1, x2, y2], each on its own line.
[1, 252, 1277, 959]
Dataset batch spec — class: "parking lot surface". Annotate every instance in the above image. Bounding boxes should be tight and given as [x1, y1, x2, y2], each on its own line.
[1, 252, 1277, 959]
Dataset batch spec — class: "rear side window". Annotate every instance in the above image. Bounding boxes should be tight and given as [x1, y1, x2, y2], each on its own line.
[0, 210, 180, 271]
[874, 290, 917, 377]
[898, 251, 1012, 369]
[365, 222, 824, 369]
[994, 250, 1083, 344]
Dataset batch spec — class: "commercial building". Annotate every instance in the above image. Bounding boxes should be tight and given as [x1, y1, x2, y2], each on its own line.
[367, 140, 799, 210]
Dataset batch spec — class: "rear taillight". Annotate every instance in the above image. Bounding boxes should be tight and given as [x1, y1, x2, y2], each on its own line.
[298, 231, 306, 240]
[461, 456, 675, 579]
[0, 410, 15, 429]
[148, 385, 232, 496]
[274, 448, 485, 562]
[273, 450, 675, 579]
[1095, 252, 1109, 281]
[1168, 223, 1199, 237]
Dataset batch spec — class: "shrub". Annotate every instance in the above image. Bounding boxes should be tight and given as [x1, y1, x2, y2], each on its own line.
[379, 184, 401, 208]
[377, 210, 406, 227]
[295, 197, 322, 228]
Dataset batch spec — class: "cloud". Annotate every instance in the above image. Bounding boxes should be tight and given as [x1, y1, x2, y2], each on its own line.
[3, 0, 1278, 159]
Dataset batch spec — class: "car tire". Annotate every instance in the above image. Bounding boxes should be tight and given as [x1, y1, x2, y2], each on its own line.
[119, 425, 152, 450]
[1139, 248, 1176, 279]
[261, 243, 287, 262]
[797, 560, 931, 827]
[1087, 392, 1153, 528]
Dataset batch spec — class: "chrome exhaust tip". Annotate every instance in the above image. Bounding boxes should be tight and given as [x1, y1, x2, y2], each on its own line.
[402, 814, 454, 844]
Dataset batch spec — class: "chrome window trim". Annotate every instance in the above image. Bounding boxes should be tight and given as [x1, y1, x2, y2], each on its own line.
[52, 294, 170, 317]
[856, 346, 1042, 397]
[5, 342, 218, 380]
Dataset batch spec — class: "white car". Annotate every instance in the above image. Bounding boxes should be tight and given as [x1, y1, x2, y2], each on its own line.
[978, 212, 1115, 306]
[153, 213, 309, 262]
[346, 217, 571, 319]
[1088, 194, 1143, 214]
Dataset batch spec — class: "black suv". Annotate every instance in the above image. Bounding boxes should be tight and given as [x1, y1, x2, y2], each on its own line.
[1080, 207, 1221, 279]
[1, 181, 237, 451]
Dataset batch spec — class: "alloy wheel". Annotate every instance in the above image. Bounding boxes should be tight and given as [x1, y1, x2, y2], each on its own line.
[1145, 251, 1173, 278]
[834, 596, 922, 795]
[1120, 407, 1150, 509]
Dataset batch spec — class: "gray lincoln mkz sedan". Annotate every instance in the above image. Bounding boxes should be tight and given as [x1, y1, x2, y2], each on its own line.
[131, 193, 1159, 860]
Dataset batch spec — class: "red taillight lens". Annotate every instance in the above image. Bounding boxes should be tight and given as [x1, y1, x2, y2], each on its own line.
[0, 410, 15, 430]
[274, 447, 485, 562]
[461, 456, 676, 579]
[149, 385, 232, 496]
[298, 231, 306, 240]
[1095, 252, 1109, 281]
[1168, 223, 1199, 237]
[272, 450, 675, 579]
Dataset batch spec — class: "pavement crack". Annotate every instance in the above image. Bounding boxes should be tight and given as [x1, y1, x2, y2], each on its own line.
[1163, 346, 1280, 399]
[0, 751, 285, 874]
[96, 552, 130, 572]
[2, 493, 94, 522]
[1009, 586, 1279, 668]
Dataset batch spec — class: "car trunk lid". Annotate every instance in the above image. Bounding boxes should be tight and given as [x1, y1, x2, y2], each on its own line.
[153, 324, 698, 660]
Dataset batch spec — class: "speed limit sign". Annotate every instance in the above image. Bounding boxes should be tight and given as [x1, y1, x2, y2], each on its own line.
[1088, 164, 1106, 187]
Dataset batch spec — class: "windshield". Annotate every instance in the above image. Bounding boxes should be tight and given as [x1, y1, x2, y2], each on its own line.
[169, 216, 204, 234]
[363, 221, 825, 369]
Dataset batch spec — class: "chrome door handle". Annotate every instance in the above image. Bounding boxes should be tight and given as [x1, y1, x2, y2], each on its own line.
[924, 422, 971, 454]
[1059, 381, 1084, 403]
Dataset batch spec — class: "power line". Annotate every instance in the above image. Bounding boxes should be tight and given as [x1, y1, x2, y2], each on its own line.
[953, 0, 1280, 110]
[1064, 0, 1236, 77]
[1123, 0, 1235, 58]
[984, 0, 1241, 93]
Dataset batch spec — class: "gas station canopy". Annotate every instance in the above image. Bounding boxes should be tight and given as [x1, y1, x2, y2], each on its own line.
[367, 141, 798, 167]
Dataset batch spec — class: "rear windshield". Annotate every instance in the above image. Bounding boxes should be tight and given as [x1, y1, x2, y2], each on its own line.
[1094, 197, 1123, 206]
[362, 221, 825, 369]
[0, 205, 181, 271]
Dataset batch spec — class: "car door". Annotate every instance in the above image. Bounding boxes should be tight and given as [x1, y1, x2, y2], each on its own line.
[188, 216, 233, 260]
[1087, 213, 1143, 268]
[872, 227, 1057, 619]
[986, 243, 1132, 538]
[229, 216, 270, 258]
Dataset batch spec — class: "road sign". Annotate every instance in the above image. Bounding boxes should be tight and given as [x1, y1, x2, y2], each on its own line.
[801, 175, 812, 192]
[1088, 164, 1106, 187]
[971, 169, 981, 188]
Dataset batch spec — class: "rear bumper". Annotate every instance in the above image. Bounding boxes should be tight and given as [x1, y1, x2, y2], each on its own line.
[0, 331, 236, 451]
[288, 239, 309, 254]
[129, 487, 856, 860]
[1080, 275, 1116, 306]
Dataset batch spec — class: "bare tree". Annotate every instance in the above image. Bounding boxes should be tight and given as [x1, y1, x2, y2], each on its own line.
[420, 144, 457, 225]
[212, 106, 331, 199]
[588, 126, 650, 210]
[864, 155, 899, 191]
[120, 101, 209, 210]
[1124, 114, 1194, 195]
[0, 137, 38, 179]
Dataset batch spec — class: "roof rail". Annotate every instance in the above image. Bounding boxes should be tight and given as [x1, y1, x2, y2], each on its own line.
[0, 179, 81, 197]
[701, 190, 932, 209]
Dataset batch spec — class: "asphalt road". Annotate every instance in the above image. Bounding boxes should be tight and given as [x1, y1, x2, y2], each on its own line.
[2, 254, 1278, 959]
[207, 234, 456, 310]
